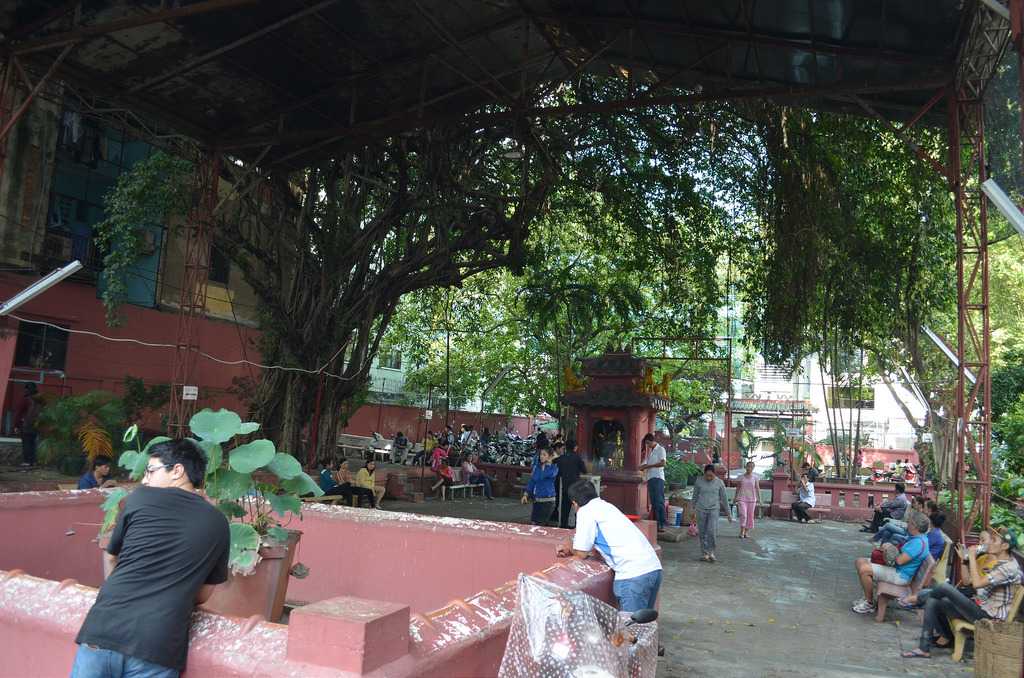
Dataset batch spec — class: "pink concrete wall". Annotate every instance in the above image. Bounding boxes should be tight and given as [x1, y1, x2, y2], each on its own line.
[284, 503, 578, 613]
[0, 490, 629, 677]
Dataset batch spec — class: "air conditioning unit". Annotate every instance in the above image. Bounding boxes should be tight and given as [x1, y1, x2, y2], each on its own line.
[41, 232, 73, 261]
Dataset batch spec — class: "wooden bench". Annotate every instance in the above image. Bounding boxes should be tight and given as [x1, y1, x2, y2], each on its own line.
[442, 469, 485, 500]
[779, 491, 833, 519]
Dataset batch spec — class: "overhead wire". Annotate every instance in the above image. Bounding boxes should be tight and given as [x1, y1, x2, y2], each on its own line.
[9, 314, 363, 381]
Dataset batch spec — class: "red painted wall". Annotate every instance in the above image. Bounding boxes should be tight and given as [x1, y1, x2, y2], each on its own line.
[0, 272, 258, 430]
[341, 403, 533, 442]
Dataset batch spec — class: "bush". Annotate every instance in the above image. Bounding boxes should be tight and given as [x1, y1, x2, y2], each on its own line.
[665, 458, 701, 485]
[36, 391, 127, 473]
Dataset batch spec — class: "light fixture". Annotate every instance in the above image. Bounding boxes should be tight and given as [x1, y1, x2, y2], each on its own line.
[0, 260, 82, 316]
[921, 325, 976, 384]
[981, 178, 1024, 236]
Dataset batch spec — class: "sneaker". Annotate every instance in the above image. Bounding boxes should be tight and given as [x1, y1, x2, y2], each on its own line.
[852, 600, 876, 614]
[708, 553, 717, 562]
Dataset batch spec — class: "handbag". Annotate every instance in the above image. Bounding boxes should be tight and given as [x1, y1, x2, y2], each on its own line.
[687, 522, 698, 537]
[870, 548, 886, 565]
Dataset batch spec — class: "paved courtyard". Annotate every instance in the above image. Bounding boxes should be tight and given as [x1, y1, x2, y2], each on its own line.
[388, 495, 973, 678]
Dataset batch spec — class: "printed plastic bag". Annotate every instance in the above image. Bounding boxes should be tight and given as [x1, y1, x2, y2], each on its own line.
[687, 522, 698, 537]
[497, 574, 658, 678]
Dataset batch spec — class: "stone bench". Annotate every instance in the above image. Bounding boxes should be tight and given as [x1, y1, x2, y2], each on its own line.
[441, 469, 485, 500]
[779, 491, 833, 519]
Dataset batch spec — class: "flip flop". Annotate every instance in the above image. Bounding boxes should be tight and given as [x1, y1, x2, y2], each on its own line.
[900, 650, 930, 659]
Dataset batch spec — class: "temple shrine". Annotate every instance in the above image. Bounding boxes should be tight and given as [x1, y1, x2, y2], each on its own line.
[563, 349, 671, 517]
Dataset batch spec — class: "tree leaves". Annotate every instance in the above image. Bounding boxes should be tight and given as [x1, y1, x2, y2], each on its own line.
[207, 468, 253, 500]
[266, 453, 302, 480]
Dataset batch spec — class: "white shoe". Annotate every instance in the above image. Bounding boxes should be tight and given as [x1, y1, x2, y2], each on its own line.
[852, 600, 876, 614]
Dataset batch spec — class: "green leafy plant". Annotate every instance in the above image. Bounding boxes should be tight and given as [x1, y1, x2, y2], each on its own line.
[665, 458, 702, 485]
[37, 391, 127, 474]
[93, 151, 193, 326]
[108, 408, 323, 575]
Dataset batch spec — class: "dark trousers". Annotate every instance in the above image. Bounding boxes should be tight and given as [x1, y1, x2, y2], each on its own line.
[919, 582, 991, 652]
[867, 508, 894, 532]
[531, 500, 554, 525]
[648, 478, 666, 528]
[468, 473, 493, 498]
[554, 486, 574, 528]
[791, 501, 812, 522]
[21, 432, 36, 465]
[325, 483, 375, 507]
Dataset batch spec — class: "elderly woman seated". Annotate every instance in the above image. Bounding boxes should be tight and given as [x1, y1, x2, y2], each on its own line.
[852, 510, 932, 616]
[900, 527, 1022, 659]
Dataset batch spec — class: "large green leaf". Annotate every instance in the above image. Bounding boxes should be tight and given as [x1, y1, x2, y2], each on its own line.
[216, 500, 246, 519]
[197, 440, 222, 475]
[238, 422, 260, 435]
[189, 409, 242, 444]
[100, 488, 129, 533]
[229, 522, 260, 557]
[266, 526, 290, 544]
[230, 548, 259, 574]
[228, 439, 276, 474]
[207, 467, 253, 500]
[266, 492, 302, 519]
[266, 452, 302, 480]
[282, 472, 323, 498]
[142, 438, 172, 454]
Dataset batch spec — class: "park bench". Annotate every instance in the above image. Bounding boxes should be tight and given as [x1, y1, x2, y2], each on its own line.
[779, 490, 833, 519]
[442, 468, 484, 500]
[301, 493, 374, 508]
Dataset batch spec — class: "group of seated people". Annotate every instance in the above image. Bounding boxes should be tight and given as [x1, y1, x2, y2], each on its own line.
[428, 444, 495, 499]
[852, 491, 1023, 661]
[318, 459, 386, 508]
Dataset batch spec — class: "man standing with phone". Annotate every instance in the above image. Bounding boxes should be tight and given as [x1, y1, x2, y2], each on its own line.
[639, 433, 667, 533]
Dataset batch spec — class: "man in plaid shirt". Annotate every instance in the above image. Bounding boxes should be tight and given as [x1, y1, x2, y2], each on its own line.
[901, 528, 1022, 659]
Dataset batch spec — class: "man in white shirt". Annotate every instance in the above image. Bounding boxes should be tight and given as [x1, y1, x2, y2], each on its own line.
[639, 433, 667, 532]
[557, 479, 663, 612]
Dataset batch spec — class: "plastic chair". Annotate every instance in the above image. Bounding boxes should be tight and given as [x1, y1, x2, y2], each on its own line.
[875, 555, 935, 622]
[931, 537, 952, 586]
[950, 585, 1024, 662]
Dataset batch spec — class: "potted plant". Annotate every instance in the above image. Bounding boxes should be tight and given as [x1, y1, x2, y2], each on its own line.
[665, 458, 701, 489]
[103, 407, 323, 622]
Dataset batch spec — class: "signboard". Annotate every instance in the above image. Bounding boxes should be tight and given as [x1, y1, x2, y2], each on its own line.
[424, 409, 433, 420]
[182, 385, 198, 401]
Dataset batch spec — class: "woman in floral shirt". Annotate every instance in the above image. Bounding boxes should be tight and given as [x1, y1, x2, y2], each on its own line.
[902, 528, 1022, 659]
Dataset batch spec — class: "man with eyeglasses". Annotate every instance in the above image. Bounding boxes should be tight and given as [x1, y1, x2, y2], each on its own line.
[71, 439, 230, 678]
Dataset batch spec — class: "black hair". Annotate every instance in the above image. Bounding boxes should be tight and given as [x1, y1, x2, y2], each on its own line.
[365, 459, 375, 469]
[642, 433, 655, 444]
[24, 382, 37, 394]
[568, 478, 598, 507]
[565, 439, 577, 453]
[147, 439, 207, 487]
[927, 500, 939, 513]
[703, 464, 715, 473]
[895, 482, 906, 494]
[92, 455, 112, 468]
[931, 512, 946, 528]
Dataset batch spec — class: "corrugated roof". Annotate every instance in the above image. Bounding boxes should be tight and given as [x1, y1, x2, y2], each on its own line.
[4, 0, 1003, 167]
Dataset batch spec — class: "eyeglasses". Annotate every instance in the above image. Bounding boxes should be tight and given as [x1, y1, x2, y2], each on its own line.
[143, 463, 173, 477]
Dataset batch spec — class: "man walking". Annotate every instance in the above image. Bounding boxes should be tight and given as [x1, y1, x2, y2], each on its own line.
[71, 439, 230, 678]
[639, 433, 667, 532]
[558, 479, 662, 612]
[692, 464, 732, 562]
[15, 382, 41, 467]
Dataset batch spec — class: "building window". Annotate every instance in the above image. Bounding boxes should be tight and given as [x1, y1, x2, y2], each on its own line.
[209, 246, 230, 285]
[14, 322, 69, 371]
[378, 350, 402, 370]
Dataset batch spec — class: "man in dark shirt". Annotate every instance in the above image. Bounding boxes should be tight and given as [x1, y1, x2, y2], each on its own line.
[72, 439, 230, 678]
[77, 455, 115, 490]
[551, 440, 588, 528]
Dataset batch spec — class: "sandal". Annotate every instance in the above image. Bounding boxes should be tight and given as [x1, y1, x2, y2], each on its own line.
[900, 649, 930, 659]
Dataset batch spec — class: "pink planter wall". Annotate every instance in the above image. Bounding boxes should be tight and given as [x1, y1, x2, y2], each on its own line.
[0, 490, 631, 677]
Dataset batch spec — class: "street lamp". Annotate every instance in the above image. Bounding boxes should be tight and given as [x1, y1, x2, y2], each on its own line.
[0, 260, 82, 315]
